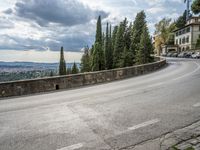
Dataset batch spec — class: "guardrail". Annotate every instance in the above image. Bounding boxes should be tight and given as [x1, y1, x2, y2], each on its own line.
[0, 57, 166, 98]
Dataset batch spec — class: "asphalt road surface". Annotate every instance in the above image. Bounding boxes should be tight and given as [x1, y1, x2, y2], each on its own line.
[0, 58, 200, 150]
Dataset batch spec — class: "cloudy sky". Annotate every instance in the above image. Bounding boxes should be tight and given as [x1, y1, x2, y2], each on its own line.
[0, 0, 186, 63]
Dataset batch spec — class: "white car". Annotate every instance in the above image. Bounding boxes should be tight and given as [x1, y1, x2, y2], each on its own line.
[192, 52, 200, 59]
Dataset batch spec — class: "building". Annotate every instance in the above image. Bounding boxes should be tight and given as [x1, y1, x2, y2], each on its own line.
[174, 16, 200, 52]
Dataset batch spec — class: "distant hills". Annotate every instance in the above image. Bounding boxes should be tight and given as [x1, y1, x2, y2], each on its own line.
[0, 61, 80, 73]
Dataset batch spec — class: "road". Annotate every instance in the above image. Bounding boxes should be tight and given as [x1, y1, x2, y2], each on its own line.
[0, 58, 200, 150]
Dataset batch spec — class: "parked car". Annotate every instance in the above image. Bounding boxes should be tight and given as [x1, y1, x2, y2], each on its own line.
[178, 52, 186, 58]
[171, 53, 178, 57]
[192, 52, 200, 59]
[184, 52, 193, 58]
[166, 53, 173, 57]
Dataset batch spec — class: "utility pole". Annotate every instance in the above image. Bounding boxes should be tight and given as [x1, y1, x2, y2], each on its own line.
[184, 0, 192, 21]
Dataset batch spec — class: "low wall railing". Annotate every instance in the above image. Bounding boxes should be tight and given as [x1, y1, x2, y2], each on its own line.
[0, 57, 166, 98]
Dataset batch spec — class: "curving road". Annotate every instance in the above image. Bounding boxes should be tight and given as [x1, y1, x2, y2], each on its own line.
[0, 58, 200, 150]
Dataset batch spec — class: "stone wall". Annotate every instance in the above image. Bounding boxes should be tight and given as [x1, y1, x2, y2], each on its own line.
[0, 58, 166, 98]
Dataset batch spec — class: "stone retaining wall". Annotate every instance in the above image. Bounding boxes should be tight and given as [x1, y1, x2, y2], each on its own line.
[0, 57, 166, 98]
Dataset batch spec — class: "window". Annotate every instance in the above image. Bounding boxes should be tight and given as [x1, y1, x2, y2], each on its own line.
[182, 29, 185, 34]
[195, 18, 198, 23]
[186, 36, 189, 43]
[176, 32, 178, 37]
[179, 30, 182, 35]
[187, 27, 190, 32]
[182, 37, 185, 44]
[179, 38, 182, 44]
[176, 39, 178, 44]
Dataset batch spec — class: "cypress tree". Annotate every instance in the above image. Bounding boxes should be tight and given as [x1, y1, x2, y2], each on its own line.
[124, 23, 132, 50]
[92, 43, 101, 71]
[119, 46, 133, 67]
[91, 15, 105, 71]
[59, 46, 67, 75]
[71, 62, 79, 74]
[105, 22, 110, 69]
[130, 11, 146, 64]
[108, 24, 113, 69]
[96, 16, 102, 45]
[112, 26, 118, 57]
[81, 46, 91, 72]
[113, 19, 127, 68]
[136, 24, 153, 64]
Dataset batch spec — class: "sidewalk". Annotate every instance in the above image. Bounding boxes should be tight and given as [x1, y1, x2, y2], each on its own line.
[124, 120, 200, 150]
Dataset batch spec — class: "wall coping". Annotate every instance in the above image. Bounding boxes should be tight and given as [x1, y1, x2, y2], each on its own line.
[0, 58, 165, 85]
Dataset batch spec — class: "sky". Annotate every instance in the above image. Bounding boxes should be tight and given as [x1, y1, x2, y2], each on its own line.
[0, 0, 186, 63]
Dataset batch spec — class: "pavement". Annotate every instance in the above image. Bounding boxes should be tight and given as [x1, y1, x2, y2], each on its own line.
[0, 58, 200, 150]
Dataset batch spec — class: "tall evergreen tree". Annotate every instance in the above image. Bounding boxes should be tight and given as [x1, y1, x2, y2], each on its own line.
[91, 15, 105, 71]
[113, 18, 127, 68]
[136, 24, 153, 64]
[81, 46, 91, 72]
[95, 16, 102, 45]
[91, 43, 101, 71]
[130, 11, 146, 64]
[71, 62, 79, 74]
[108, 24, 113, 69]
[124, 23, 132, 50]
[112, 26, 118, 54]
[59, 46, 67, 75]
[119, 46, 133, 68]
[104, 23, 110, 69]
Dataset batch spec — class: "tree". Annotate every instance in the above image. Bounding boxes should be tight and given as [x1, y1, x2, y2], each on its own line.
[71, 62, 79, 74]
[108, 24, 113, 69]
[95, 16, 102, 45]
[119, 46, 133, 67]
[155, 18, 172, 44]
[59, 46, 67, 75]
[175, 11, 187, 29]
[136, 24, 153, 64]
[124, 23, 132, 50]
[154, 18, 176, 55]
[91, 15, 105, 71]
[113, 18, 127, 68]
[91, 43, 100, 71]
[105, 23, 113, 70]
[192, 0, 200, 14]
[81, 46, 91, 72]
[130, 11, 146, 63]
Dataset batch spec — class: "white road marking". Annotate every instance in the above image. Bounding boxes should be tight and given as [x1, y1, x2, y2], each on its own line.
[128, 119, 160, 131]
[57, 143, 83, 150]
[193, 103, 200, 107]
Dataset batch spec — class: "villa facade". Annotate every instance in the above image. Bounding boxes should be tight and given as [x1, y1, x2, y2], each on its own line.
[174, 17, 200, 52]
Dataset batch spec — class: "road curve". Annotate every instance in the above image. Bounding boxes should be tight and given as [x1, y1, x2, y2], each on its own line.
[0, 58, 200, 150]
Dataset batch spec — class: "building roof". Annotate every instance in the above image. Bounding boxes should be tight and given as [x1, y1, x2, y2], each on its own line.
[173, 23, 200, 32]
[173, 16, 200, 32]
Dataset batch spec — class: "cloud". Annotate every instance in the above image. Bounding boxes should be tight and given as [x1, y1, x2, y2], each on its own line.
[3, 8, 13, 14]
[14, 0, 109, 27]
[0, 17, 15, 29]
